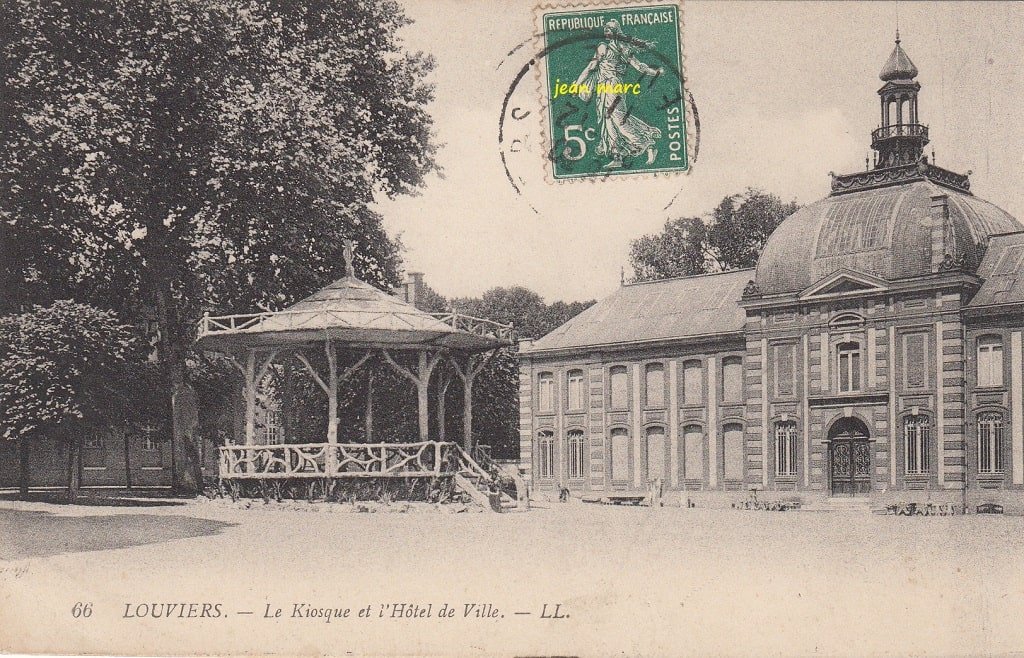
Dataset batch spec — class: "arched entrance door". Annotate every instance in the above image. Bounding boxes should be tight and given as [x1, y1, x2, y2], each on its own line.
[828, 417, 872, 496]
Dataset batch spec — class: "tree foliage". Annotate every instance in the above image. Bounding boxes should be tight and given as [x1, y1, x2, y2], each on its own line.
[0, 301, 151, 500]
[1, 0, 439, 492]
[629, 189, 800, 282]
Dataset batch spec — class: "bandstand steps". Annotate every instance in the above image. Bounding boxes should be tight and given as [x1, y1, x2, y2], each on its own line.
[453, 473, 496, 511]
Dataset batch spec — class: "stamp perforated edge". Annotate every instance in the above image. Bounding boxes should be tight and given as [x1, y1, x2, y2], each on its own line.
[530, 0, 695, 184]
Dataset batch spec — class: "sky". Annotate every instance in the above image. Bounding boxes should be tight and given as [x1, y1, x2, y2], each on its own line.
[375, 0, 1024, 303]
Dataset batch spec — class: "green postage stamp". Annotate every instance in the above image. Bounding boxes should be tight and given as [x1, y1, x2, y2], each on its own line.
[537, 1, 688, 180]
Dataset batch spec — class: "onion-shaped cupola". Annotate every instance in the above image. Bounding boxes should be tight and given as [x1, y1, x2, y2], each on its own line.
[872, 31, 928, 168]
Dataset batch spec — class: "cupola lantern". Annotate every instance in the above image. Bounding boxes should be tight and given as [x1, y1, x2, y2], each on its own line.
[872, 31, 928, 168]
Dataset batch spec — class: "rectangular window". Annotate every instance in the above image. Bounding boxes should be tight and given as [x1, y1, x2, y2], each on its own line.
[538, 373, 554, 413]
[609, 366, 628, 410]
[722, 357, 743, 403]
[904, 416, 930, 475]
[610, 428, 630, 481]
[567, 371, 585, 410]
[904, 333, 927, 389]
[83, 433, 106, 469]
[978, 337, 1004, 388]
[645, 363, 665, 408]
[775, 422, 798, 477]
[538, 432, 555, 479]
[723, 423, 744, 481]
[683, 427, 704, 481]
[566, 430, 586, 479]
[682, 360, 703, 405]
[774, 344, 794, 397]
[838, 342, 861, 393]
[978, 414, 1004, 474]
[646, 427, 666, 482]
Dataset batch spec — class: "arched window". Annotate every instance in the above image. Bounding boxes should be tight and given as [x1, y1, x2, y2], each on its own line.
[774, 421, 798, 477]
[682, 360, 703, 405]
[610, 427, 630, 482]
[722, 356, 743, 403]
[723, 422, 744, 481]
[645, 426, 666, 482]
[837, 341, 861, 393]
[566, 429, 586, 480]
[537, 431, 555, 479]
[566, 369, 585, 411]
[977, 336, 1004, 388]
[537, 372, 554, 413]
[644, 363, 665, 408]
[609, 366, 628, 410]
[978, 413, 1004, 474]
[682, 425, 704, 482]
[904, 415, 930, 475]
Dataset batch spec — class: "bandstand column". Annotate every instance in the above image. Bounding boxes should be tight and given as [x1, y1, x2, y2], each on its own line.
[243, 349, 257, 446]
[416, 351, 431, 441]
[326, 341, 339, 444]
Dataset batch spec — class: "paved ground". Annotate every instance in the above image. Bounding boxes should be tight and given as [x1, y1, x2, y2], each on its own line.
[2, 498, 1023, 656]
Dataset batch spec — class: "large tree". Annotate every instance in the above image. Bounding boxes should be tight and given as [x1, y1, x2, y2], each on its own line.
[0, 302, 147, 502]
[1, 1, 438, 493]
[629, 189, 800, 282]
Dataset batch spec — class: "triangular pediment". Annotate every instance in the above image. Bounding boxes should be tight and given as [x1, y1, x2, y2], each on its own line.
[799, 269, 889, 300]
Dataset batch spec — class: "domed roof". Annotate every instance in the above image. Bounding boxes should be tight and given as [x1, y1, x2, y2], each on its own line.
[754, 181, 1021, 295]
[880, 38, 918, 81]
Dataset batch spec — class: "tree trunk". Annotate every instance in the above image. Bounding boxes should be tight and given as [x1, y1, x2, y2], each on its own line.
[66, 434, 82, 504]
[153, 281, 200, 496]
[123, 430, 133, 491]
[18, 436, 30, 499]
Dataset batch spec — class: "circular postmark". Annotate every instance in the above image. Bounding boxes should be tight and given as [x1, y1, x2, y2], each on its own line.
[497, 10, 699, 212]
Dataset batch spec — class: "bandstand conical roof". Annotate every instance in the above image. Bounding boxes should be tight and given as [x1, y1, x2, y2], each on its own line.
[196, 247, 513, 353]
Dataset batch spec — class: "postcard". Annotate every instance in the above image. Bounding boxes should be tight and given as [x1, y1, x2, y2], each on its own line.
[2, 1, 1024, 656]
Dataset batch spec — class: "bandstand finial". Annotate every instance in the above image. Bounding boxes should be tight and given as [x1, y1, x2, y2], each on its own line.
[343, 239, 355, 278]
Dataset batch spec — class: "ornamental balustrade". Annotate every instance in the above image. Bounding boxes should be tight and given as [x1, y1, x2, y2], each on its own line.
[219, 441, 472, 479]
[871, 123, 928, 143]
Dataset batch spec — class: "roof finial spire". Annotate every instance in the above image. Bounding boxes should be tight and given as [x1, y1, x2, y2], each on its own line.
[343, 239, 355, 278]
[895, 0, 900, 44]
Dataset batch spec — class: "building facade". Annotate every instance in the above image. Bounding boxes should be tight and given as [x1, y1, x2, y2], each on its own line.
[519, 38, 1024, 510]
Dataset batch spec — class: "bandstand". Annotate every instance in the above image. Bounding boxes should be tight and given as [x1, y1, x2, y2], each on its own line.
[196, 242, 524, 509]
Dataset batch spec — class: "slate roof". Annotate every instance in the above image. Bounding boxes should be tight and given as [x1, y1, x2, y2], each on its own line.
[967, 231, 1024, 309]
[525, 269, 751, 354]
[754, 180, 1021, 296]
[197, 275, 512, 352]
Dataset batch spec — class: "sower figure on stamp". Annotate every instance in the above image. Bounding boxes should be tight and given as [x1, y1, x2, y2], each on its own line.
[574, 19, 664, 169]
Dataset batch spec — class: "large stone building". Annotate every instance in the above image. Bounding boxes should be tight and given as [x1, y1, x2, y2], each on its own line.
[519, 37, 1024, 510]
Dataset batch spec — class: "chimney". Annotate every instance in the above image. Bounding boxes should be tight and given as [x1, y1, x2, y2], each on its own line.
[404, 272, 425, 309]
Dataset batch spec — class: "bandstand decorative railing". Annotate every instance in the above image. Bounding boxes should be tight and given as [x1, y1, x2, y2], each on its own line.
[198, 309, 515, 342]
[219, 441, 485, 479]
[216, 440, 517, 508]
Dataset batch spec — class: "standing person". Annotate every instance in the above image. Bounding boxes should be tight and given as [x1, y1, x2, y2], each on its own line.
[573, 19, 664, 168]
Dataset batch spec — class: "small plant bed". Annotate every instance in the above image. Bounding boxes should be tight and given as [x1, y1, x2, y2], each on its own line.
[732, 492, 800, 512]
[884, 502, 966, 516]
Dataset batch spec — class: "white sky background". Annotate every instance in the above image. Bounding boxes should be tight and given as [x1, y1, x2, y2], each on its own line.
[375, 0, 1024, 303]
